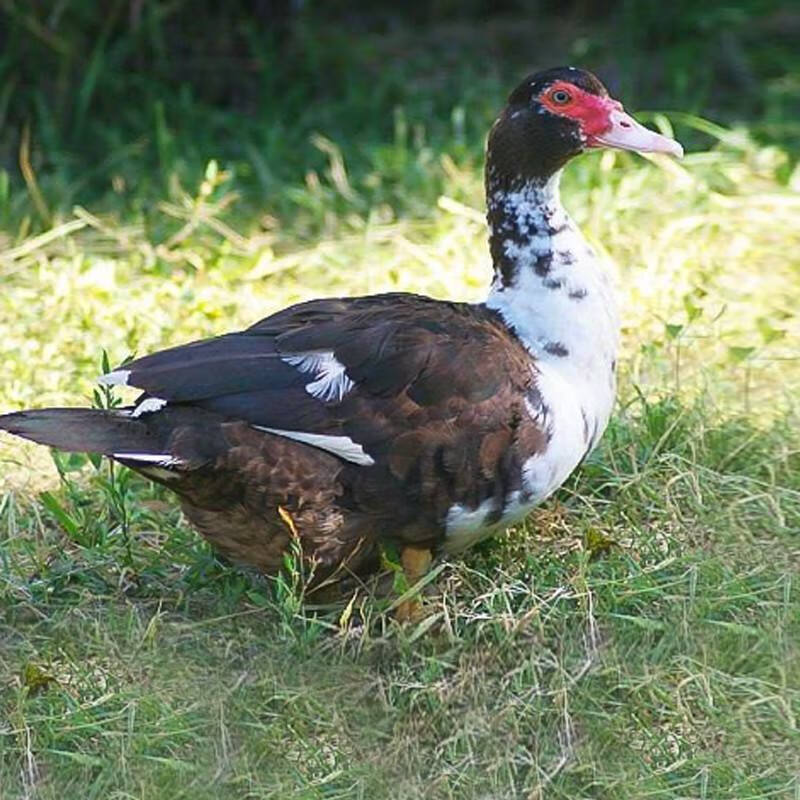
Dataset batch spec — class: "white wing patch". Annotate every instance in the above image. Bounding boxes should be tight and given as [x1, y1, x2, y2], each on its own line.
[253, 426, 374, 466]
[98, 369, 131, 386]
[283, 351, 355, 403]
[112, 452, 183, 469]
[131, 397, 168, 417]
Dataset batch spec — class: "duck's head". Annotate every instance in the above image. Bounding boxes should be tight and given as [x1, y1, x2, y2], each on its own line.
[488, 66, 683, 184]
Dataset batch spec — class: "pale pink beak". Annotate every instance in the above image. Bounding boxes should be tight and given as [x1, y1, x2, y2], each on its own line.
[590, 108, 683, 158]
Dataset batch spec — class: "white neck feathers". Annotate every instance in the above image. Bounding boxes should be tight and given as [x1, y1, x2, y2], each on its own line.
[485, 173, 620, 448]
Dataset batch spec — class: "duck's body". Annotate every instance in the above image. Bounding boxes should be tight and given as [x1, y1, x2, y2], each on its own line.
[0, 67, 681, 594]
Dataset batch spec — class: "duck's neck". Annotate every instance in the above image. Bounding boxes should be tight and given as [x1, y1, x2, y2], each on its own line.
[484, 169, 620, 439]
[486, 171, 570, 292]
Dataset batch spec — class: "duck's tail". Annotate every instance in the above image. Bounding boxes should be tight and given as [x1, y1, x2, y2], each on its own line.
[0, 408, 167, 456]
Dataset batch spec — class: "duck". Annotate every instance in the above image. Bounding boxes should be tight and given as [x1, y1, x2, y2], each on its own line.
[0, 67, 682, 615]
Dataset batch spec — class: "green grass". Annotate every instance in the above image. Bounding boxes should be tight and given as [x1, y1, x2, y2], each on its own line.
[2, 10, 800, 799]
[1, 404, 798, 798]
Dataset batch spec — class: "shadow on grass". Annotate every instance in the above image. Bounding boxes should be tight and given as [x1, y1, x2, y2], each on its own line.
[1, 396, 798, 799]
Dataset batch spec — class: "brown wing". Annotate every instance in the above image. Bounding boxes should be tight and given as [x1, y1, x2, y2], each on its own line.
[110, 292, 548, 535]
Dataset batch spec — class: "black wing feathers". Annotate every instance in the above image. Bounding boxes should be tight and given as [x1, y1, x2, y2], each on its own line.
[121, 334, 300, 402]
[113, 293, 538, 478]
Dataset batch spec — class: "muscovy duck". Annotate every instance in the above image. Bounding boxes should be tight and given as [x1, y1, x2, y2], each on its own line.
[0, 68, 682, 613]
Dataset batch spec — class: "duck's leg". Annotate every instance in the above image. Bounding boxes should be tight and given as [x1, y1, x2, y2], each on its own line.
[395, 545, 433, 622]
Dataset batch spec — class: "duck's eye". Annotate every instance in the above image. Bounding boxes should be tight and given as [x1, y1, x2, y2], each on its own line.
[551, 89, 572, 105]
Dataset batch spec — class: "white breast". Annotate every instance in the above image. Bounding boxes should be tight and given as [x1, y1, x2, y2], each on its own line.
[486, 222, 619, 456]
[521, 360, 600, 498]
[444, 181, 620, 553]
[442, 360, 608, 554]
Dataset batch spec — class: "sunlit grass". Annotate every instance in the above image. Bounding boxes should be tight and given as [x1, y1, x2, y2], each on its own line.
[1, 84, 799, 800]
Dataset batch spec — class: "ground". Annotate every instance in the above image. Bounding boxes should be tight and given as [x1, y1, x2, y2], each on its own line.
[1, 9, 799, 799]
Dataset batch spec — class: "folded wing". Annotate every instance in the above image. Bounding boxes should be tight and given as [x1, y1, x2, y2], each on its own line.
[105, 292, 541, 478]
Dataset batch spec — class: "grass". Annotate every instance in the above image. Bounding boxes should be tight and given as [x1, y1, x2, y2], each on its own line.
[1, 10, 800, 799]
[1, 404, 798, 798]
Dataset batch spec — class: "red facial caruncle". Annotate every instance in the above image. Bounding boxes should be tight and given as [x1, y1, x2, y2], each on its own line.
[538, 80, 683, 158]
[539, 80, 620, 138]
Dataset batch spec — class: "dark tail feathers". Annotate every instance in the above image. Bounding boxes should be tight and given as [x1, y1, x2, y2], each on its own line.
[0, 408, 167, 456]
